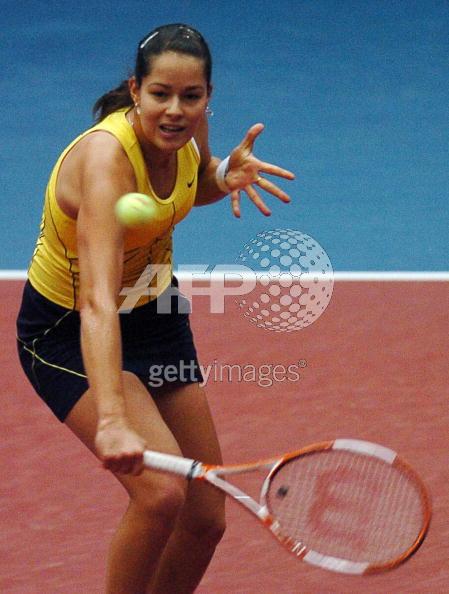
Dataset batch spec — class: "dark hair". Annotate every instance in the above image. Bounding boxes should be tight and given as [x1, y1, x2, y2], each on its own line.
[93, 24, 212, 122]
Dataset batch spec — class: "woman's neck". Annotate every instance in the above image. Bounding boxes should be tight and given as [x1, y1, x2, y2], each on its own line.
[126, 108, 175, 170]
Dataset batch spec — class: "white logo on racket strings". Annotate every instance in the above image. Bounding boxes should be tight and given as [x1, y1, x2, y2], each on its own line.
[235, 229, 334, 332]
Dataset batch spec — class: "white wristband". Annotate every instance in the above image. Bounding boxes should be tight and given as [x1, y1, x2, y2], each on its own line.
[215, 156, 230, 192]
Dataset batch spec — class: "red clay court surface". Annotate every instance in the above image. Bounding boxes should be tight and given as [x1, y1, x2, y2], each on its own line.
[1, 279, 448, 593]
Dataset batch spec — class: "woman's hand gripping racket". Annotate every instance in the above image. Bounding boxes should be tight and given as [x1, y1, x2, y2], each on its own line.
[143, 438, 431, 575]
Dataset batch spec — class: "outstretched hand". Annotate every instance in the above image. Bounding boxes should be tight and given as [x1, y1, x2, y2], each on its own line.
[225, 123, 295, 217]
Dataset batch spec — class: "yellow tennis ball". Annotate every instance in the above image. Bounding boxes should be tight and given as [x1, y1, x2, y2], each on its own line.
[114, 193, 159, 228]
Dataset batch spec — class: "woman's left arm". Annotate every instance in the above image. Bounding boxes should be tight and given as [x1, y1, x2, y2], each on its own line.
[194, 116, 295, 217]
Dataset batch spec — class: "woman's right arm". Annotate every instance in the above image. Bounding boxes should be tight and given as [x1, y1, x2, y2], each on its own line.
[75, 132, 146, 474]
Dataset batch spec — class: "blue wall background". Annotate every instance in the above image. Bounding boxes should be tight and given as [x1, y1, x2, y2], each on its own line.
[2, 0, 448, 270]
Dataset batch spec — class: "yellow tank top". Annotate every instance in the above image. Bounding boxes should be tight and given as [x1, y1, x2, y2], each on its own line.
[28, 109, 200, 310]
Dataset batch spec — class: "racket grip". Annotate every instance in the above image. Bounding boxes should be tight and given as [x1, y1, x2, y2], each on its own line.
[143, 450, 202, 479]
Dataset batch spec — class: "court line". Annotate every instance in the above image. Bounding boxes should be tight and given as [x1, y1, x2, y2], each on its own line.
[1, 270, 448, 281]
[0, 270, 29, 280]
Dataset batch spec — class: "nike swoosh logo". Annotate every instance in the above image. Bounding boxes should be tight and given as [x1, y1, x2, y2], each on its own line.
[187, 176, 196, 188]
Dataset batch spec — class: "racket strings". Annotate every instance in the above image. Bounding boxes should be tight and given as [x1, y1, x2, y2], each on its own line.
[266, 450, 425, 564]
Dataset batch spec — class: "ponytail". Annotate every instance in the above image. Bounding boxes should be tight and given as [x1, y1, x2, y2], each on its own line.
[92, 79, 133, 123]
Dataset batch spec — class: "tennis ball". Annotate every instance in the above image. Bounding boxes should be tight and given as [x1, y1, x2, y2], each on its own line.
[114, 193, 159, 228]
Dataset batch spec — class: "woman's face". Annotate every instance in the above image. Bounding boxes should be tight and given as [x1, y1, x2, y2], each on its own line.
[131, 51, 210, 154]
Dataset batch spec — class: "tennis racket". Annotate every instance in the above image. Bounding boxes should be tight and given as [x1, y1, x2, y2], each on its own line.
[143, 438, 431, 575]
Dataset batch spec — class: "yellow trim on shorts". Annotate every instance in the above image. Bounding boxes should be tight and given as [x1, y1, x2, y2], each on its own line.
[17, 336, 87, 380]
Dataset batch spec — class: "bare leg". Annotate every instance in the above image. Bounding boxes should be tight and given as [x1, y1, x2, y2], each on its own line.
[149, 383, 226, 594]
[65, 372, 186, 594]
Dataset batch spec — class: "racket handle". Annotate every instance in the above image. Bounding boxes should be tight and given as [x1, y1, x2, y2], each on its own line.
[143, 450, 202, 479]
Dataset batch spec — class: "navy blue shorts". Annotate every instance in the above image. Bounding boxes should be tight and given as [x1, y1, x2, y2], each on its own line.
[16, 279, 203, 422]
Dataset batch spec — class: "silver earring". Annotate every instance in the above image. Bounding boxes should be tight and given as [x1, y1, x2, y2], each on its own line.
[206, 105, 214, 117]
[135, 104, 141, 115]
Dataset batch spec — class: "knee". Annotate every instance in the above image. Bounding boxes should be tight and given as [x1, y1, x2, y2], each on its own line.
[204, 514, 227, 548]
[183, 508, 227, 548]
[129, 475, 187, 529]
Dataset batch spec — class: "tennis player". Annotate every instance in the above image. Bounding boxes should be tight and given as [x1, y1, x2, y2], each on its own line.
[16, 23, 294, 594]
